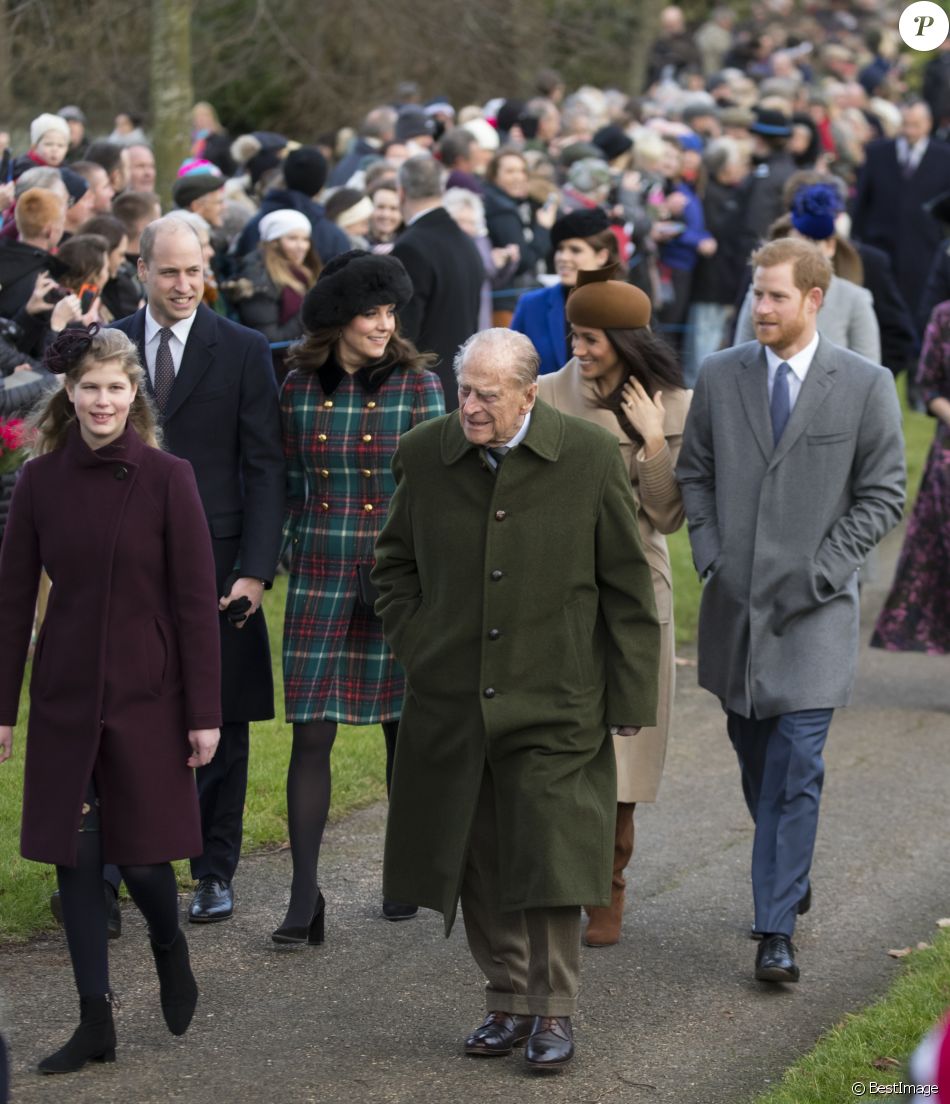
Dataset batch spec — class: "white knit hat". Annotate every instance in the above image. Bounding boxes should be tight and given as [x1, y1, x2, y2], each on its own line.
[259, 209, 312, 242]
[462, 117, 500, 152]
[30, 113, 70, 147]
[335, 195, 374, 230]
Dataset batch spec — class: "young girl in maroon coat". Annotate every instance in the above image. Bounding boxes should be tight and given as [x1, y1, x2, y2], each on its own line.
[0, 326, 222, 1075]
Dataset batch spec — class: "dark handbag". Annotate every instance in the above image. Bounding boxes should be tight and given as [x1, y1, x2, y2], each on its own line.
[355, 563, 379, 613]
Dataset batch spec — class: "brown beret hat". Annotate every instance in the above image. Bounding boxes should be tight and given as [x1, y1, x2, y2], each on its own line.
[566, 265, 652, 329]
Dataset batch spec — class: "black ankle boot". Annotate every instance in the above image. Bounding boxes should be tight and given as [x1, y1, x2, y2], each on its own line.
[150, 929, 198, 1036]
[38, 993, 116, 1074]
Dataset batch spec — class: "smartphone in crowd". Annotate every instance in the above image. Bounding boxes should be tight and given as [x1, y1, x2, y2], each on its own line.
[79, 284, 98, 313]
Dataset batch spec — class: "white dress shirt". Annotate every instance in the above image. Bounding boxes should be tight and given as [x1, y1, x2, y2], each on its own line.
[143, 309, 198, 388]
[765, 332, 819, 414]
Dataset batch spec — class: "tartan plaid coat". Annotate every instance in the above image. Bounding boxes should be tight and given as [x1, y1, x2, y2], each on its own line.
[280, 357, 444, 723]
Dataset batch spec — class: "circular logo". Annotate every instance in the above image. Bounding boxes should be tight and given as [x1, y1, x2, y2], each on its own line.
[899, 2, 950, 50]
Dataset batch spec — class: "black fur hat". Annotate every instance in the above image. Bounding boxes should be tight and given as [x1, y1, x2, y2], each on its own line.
[302, 250, 413, 332]
[550, 207, 610, 250]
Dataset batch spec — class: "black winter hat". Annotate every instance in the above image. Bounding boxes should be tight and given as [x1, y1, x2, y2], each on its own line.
[592, 125, 633, 162]
[550, 207, 611, 250]
[284, 146, 329, 197]
[395, 106, 435, 142]
[172, 173, 224, 210]
[302, 250, 413, 332]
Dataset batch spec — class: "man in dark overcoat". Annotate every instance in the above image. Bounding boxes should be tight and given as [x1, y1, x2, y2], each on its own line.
[389, 154, 483, 410]
[852, 100, 950, 320]
[113, 215, 284, 922]
[677, 238, 905, 984]
[372, 328, 659, 1072]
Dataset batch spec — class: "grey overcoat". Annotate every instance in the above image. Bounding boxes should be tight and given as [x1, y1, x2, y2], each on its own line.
[676, 338, 905, 717]
[372, 400, 660, 932]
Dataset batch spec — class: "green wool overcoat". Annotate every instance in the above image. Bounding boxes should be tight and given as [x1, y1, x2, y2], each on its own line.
[372, 399, 660, 933]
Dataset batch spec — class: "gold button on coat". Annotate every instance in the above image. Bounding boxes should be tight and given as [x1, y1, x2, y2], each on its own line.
[363, 503, 374, 512]
[361, 469, 372, 478]
[323, 400, 333, 408]
[321, 469, 329, 478]
[366, 401, 377, 409]
[318, 433, 328, 442]
[362, 434, 372, 442]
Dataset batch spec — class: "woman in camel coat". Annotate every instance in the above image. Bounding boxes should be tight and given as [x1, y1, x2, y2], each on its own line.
[538, 267, 691, 946]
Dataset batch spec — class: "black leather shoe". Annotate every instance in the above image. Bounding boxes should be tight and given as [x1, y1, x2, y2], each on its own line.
[188, 878, 233, 923]
[464, 1011, 532, 1057]
[751, 885, 811, 940]
[755, 933, 799, 982]
[524, 1016, 574, 1071]
[50, 885, 122, 939]
[381, 900, 418, 921]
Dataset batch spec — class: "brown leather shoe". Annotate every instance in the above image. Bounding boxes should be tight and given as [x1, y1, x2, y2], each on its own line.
[525, 1015, 574, 1071]
[463, 1011, 532, 1057]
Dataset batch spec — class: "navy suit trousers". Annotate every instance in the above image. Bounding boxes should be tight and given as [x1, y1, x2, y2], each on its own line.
[726, 707, 833, 937]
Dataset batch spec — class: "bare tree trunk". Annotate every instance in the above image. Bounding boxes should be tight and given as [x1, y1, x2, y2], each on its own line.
[151, 0, 193, 210]
[628, 0, 665, 96]
[0, 2, 14, 125]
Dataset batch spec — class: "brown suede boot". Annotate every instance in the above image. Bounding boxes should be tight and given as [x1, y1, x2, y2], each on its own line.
[583, 802, 635, 946]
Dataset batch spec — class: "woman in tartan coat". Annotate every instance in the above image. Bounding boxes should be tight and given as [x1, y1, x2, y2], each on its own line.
[276, 250, 444, 941]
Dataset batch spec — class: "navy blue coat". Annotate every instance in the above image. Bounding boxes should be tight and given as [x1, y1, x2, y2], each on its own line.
[509, 283, 568, 376]
[112, 305, 285, 722]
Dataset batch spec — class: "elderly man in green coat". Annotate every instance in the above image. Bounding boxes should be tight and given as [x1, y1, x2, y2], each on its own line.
[372, 328, 660, 1072]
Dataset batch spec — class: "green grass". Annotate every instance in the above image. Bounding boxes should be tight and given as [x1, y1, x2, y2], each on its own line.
[0, 381, 934, 939]
[752, 931, 950, 1103]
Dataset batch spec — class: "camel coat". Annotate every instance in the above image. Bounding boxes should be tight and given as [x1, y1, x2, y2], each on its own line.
[539, 359, 691, 802]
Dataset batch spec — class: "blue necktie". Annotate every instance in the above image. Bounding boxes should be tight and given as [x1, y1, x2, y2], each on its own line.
[770, 361, 791, 446]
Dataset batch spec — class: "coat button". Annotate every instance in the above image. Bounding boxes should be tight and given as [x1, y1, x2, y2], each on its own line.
[488, 628, 501, 640]
[363, 503, 374, 512]
[321, 502, 330, 511]
[321, 469, 329, 478]
[362, 434, 372, 442]
[490, 569, 504, 581]
[483, 687, 496, 699]
[495, 510, 506, 521]
[366, 401, 377, 409]
[318, 433, 328, 442]
[114, 466, 127, 480]
[323, 400, 334, 408]
[361, 468, 372, 478]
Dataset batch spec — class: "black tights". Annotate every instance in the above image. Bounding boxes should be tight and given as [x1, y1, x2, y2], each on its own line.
[281, 719, 400, 928]
[56, 830, 181, 997]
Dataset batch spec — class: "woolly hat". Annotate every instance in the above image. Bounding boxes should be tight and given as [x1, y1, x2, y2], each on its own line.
[230, 131, 288, 186]
[58, 105, 87, 125]
[283, 146, 329, 197]
[259, 209, 312, 242]
[566, 264, 652, 330]
[568, 158, 612, 195]
[592, 125, 633, 162]
[302, 249, 413, 332]
[461, 118, 499, 152]
[551, 207, 611, 250]
[172, 173, 224, 210]
[335, 195, 374, 230]
[496, 99, 526, 135]
[395, 106, 435, 142]
[749, 106, 792, 137]
[790, 182, 842, 241]
[31, 113, 70, 147]
[59, 167, 89, 204]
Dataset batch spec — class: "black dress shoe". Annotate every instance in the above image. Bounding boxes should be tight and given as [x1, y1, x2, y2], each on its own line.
[464, 1011, 533, 1057]
[751, 884, 811, 940]
[381, 900, 418, 921]
[524, 1016, 574, 1071]
[50, 885, 122, 939]
[755, 933, 799, 982]
[272, 892, 325, 945]
[188, 878, 233, 923]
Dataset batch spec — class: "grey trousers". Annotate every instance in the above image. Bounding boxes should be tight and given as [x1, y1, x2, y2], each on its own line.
[460, 768, 580, 1017]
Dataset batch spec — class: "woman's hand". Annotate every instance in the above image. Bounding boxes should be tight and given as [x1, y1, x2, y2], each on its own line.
[187, 728, 220, 769]
[621, 378, 667, 458]
[0, 725, 13, 764]
[536, 195, 558, 231]
[25, 272, 57, 315]
[50, 293, 83, 333]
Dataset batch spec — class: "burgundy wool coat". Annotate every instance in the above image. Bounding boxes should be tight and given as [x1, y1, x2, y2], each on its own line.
[0, 424, 222, 867]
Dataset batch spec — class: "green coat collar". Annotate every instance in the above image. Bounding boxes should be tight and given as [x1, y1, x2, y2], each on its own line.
[439, 398, 565, 466]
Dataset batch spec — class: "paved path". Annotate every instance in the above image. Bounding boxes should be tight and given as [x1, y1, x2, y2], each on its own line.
[2, 526, 950, 1104]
